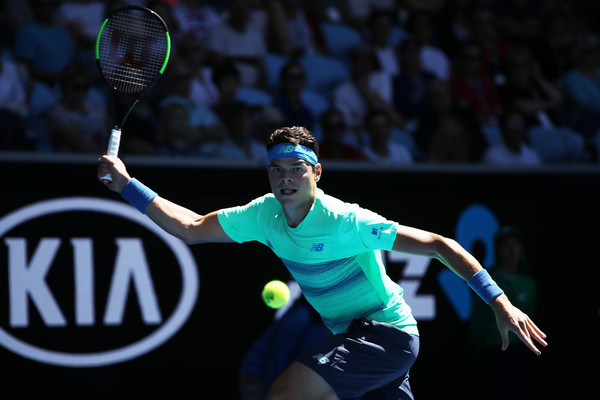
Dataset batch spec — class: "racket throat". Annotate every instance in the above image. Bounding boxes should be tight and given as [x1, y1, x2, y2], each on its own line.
[111, 96, 140, 129]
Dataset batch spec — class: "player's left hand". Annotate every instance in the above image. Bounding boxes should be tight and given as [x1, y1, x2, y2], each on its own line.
[489, 294, 547, 355]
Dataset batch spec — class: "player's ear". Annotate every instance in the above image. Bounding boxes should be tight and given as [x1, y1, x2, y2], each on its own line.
[314, 163, 322, 182]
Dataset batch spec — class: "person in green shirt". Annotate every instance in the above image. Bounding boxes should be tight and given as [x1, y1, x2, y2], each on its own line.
[469, 226, 539, 400]
[98, 126, 547, 400]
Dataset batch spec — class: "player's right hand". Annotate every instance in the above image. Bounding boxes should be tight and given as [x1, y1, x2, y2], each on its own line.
[97, 155, 131, 194]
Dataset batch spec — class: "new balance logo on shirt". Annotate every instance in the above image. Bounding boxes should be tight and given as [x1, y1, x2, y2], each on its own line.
[311, 243, 324, 252]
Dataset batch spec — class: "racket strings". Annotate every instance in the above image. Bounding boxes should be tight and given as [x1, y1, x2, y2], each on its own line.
[98, 9, 168, 94]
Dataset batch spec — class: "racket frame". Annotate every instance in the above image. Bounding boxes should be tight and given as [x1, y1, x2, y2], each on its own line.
[96, 5, 170, 183]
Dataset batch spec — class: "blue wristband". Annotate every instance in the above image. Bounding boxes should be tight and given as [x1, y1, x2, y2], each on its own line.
[121, 178, 157, 214]
[467, 269, 504, 304]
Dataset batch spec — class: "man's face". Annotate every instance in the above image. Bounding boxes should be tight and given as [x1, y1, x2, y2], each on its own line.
[496, 236, 523, 273]
[267, 158, 321, 209]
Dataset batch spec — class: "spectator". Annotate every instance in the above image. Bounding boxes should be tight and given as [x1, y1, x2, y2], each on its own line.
[497, 44, 564, 128]
[424, 115, 474, 164]
[561, 34, 600, 141]
[266, 0, 322, 58]
[414, 79, 486, 163]
[467, 7, 512, 85]
[435, 0, 473, 61]
[403, 0, 444, 14]
[272, 61, 315, 131]
[207, 0, 268, 88]
[530, 2, 579, 85]
[45, 61, 108, 153]
[1, 0, 33, 34]
[366, 9, 400, 78]
[469, 226, 539, 400]
[491, 0, 541, 44]
[177, 33, 220, 106]
[317, 108, 366, 161]
[362, 108, 413, 165]
[155, 102, 201, 157]
[450, 40, 503, 126]
[252, 105, 285, 158]
[211, 101, 266, 163]
[392, 38, 437, 125]
[247, 0, 270, 35]
[0, 42, 31, 150]
[481, 108, 541, 166]
[55, 0, 105, 53]
[405, 10, 451, 81]
[332, 44, 399, 145]
[14, 0, 76, 86]
[211, 61, 249, 129]
[339, 0, 398, 32]
[171, 0, 222, 40]
[160, 57, 227, 156]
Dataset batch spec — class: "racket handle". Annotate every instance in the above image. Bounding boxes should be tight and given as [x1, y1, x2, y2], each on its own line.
[100, 128, 122, 184]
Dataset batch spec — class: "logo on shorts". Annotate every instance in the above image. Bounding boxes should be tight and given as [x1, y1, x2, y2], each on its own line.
[313, 353, 330, 365]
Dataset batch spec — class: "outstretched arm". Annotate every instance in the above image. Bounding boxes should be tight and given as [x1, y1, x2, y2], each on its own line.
[392, 224, 547, 355]
[97, 155, 234, 244]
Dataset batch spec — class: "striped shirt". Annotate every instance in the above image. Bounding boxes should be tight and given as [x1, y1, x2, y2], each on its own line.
[218, 189, 418, 336]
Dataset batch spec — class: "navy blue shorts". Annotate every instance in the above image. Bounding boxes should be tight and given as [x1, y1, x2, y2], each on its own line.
[296, 318, 419, 400]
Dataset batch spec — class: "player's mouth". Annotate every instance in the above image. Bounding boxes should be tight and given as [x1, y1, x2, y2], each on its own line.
[279, 187, 297, 196]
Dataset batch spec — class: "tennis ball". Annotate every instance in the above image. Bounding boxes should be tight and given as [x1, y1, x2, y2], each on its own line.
[262, 280, 290, 309]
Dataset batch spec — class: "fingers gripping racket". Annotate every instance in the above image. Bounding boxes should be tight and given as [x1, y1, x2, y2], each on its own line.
[96, 5, 171, 183]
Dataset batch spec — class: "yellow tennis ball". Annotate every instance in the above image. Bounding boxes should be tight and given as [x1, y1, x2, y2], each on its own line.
[262, 280, 290, 309]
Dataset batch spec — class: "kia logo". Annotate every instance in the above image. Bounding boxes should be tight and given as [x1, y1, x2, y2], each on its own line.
[0, 197, 199, 367]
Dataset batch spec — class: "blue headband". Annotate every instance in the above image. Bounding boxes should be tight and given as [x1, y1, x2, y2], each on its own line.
[267, 143, 318, 165]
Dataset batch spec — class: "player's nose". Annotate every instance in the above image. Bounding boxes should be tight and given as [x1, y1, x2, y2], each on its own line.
[279, 170, 293, 183]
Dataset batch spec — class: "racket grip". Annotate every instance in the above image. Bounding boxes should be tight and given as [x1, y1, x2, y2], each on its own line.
[100, 128, 122, 184]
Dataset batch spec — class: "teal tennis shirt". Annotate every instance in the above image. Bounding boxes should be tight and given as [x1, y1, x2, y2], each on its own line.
[218, 189, 419, 336]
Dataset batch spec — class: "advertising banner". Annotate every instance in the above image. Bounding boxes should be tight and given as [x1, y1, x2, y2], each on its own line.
[0, 158, 597, 399]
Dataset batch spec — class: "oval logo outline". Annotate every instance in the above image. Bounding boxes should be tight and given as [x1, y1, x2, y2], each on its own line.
[0, 197, 199, 367]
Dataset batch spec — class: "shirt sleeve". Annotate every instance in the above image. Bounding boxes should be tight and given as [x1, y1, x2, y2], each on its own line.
[355, 207, 398, 251]
[217, 196, 269, 244]
[335, 203, 398, 252]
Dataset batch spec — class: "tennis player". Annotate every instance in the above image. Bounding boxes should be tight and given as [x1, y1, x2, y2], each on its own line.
[98, 126, 547, 400]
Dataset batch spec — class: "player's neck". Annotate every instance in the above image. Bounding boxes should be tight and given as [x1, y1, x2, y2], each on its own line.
[282, 198, 315, 228]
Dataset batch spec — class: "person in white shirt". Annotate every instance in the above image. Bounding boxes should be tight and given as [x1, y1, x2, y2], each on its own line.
[363, 108, 413, 165]
[207, 0, 267, 88]
[332, 44, 400, 145]
[406, 11, 451, 81]
[482, 109, 542, 166]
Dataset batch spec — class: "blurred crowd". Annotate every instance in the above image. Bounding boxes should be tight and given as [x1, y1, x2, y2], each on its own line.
[2, 0, 600, 166]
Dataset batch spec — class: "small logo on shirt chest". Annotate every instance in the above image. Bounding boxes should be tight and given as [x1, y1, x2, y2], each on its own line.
[371, 227, 383, 240]
[310, 243, 325, 252]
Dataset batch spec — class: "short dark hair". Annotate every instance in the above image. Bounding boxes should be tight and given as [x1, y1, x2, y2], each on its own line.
[266, 126, 319, 157]
[211, 60, 239, 87]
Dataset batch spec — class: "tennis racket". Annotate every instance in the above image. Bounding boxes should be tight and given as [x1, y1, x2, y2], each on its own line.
[96, 5, 171, 183]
